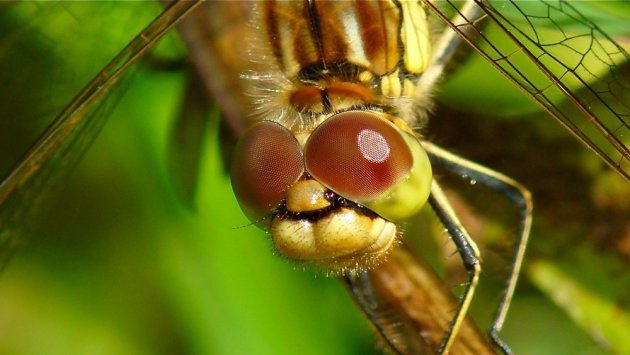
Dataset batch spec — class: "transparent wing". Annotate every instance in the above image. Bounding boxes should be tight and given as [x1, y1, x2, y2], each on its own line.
[175, 1, 254, 137]
[166, 2, 255, 207]
[0, 1, 200, 269]
[425, 0, 630, 180]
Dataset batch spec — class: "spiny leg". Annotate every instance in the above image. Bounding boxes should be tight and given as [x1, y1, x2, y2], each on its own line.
[424, 141, 533, 354]
[417, 1, 531, 352]
[428, 179, 481, 354]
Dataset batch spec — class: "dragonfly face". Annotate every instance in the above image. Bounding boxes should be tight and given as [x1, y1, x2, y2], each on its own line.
[0, 1, 628, 354]
[229, 1, 434, 272]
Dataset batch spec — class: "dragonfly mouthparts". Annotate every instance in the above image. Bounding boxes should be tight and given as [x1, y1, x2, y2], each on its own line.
[270, 179, 398, 274]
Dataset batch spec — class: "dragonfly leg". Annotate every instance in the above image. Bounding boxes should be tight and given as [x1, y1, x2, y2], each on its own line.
[341, 272, 406, 355]
[428, 179, 481, 355]
[424, 142, 533, 355]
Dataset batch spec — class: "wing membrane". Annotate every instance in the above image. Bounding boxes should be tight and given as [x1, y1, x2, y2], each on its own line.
[0, 1, 200, 269]
[425, 0, 630, 180]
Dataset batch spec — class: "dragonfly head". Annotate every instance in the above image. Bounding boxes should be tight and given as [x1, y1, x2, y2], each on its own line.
[230, 110, 432, 273]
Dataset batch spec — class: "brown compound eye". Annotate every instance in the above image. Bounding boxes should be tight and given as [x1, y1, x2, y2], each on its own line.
[304, 111, 412, 202]
[231, 121, 304, 225]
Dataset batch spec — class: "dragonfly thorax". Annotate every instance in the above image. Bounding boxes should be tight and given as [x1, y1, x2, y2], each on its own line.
[246, 0, 433, 129]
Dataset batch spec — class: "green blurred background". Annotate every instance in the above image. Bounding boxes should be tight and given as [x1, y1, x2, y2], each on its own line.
[0, 2, 628, 355]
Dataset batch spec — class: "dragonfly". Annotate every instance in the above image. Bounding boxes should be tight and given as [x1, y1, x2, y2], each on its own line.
[0, 1, 628, 354]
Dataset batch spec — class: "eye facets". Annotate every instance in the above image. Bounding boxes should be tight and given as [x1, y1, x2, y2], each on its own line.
[230, 121, 304, 224]
[358, 129, 390, 163]
[231, 111, 432, 228]
[304, 111, 414, 202]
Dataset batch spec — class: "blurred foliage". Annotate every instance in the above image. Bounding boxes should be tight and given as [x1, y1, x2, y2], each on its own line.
[0, 2, 628, 355]
[0, 3, 372, 355]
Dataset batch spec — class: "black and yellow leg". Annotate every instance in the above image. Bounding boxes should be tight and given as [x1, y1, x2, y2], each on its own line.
[424, 141, 533, 355]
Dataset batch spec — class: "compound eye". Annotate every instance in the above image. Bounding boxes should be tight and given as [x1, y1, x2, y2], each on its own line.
[231, 121, 304, 225]
[304, 111, 413, 202]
